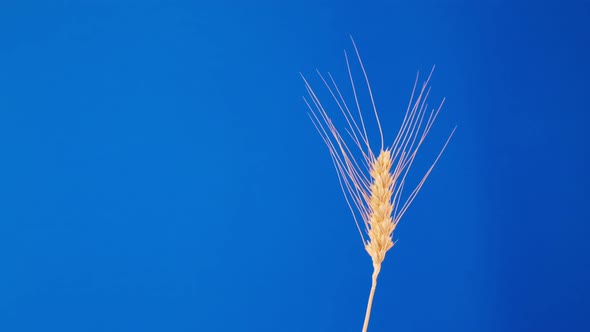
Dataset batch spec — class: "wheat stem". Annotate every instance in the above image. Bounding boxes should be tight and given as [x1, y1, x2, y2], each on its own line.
[362, 263, 381, 332]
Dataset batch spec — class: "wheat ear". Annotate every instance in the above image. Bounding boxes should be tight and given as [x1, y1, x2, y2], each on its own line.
[302, 37, 455, 332]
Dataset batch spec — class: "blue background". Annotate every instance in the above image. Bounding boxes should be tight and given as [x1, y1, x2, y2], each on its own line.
[1, 1, 589, 331]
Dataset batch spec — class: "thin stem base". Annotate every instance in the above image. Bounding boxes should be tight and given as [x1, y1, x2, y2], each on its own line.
[361, 263, 381, 332]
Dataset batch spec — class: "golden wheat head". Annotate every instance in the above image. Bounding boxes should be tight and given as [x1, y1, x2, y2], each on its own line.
[301, 37, 455, 332]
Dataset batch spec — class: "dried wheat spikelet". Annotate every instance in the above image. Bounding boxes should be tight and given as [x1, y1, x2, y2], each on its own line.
[301, 37, 456, 332]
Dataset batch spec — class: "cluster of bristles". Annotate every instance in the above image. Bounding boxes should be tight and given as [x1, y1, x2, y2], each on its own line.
[302, 40, 454, 271]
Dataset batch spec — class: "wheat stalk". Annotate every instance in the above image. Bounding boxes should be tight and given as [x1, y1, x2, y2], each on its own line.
[302, 37, 455, 332]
